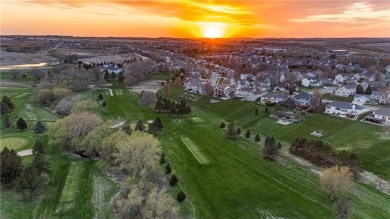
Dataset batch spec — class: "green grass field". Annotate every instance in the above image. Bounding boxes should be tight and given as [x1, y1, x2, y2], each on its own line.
[2, 81, 389, 219]
[98, 86, 390, 218]
[181, 137, 210, 165]
[0, 85, 118, 219]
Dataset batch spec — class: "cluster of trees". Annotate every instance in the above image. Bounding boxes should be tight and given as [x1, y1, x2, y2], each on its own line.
[356, 84, 373, 95]
[162, 159, 186, 203]
[39, 67, 93, 92]
[123, 59, 156, 86]
[0, 140, 50, 200]
[112, 132, 179, 218]
[155, 96, 191, 115]
[221, 122, 262, 143]
[37, 87, 73, 107]
[290, 138, 361, 178]
[148, 117, 164, 132]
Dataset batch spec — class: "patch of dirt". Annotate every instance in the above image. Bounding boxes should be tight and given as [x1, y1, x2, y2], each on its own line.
[17, 149, 33, 156]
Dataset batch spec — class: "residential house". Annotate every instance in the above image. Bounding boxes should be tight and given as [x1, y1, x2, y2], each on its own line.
[260, 92, 287, 105]
[325, 101, 365, 119]
[335, 85, 356, 97]
[370, 91, 390, 104]
[185, 79, 204, 94]
[335, 74, 346, 84]
[353, 94, 370, 105]
[293, 92, 313, 108]
[302, 78, 311, 87]
[372, 108, 390, 125]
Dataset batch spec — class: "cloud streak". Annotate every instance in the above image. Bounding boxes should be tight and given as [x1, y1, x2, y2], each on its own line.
[290, 2, 390, 23]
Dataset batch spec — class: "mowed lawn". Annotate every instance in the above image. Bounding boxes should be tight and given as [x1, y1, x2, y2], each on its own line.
[103, 87, 390, 218]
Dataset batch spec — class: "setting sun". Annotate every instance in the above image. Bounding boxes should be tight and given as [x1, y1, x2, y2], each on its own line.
[201, 23, 226, 38]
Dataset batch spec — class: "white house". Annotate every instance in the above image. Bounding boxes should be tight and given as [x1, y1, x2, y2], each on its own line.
[370, 91, 390, 104]
[372, 108, 390, 125]
[353, 94, 370, 105]
[335, 85, 356, 97]
[325, 101, 365, 119]
[302, 78, 311, 87]
[260, 92, 287, 104]
[335, 74, 346, 83]
[246, 90, 263, 101]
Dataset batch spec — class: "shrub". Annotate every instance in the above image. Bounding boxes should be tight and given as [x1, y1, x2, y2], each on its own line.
[177, 191, 186, 202]
[170, 174, 178, 186]
[219, 122, 225, 128]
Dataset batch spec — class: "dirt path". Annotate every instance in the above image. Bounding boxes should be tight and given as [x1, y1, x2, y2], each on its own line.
[17, 149, 33, 156]
[110, 121, 125, 129]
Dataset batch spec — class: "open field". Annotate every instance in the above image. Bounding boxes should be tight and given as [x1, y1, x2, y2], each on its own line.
[0, 50, 58, 67]
[181, 137, 210, 165]
[80, 53, 143, 63]
[99, 85, 390, 218]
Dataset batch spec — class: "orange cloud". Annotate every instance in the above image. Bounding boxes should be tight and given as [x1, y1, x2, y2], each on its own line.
[3, 0, 390, 37]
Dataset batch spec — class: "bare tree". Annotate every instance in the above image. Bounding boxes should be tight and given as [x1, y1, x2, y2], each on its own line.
[204, 80, 214, 96]
[139, 90, 157, 107]
[320, 166, 353, 200]
[31, 69, 45, 81]
[162, 82, 170, 96]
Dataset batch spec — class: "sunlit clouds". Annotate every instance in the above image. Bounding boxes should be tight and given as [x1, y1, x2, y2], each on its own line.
[1, 0, 389, 37]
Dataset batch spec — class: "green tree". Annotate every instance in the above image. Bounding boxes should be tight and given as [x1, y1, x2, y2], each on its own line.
[245, 130, 251, 138]
[255, 134, 261, 142]
[263, 136, 279, 160]
[0, 101, 11, 115]
[333, 196, 353, 219]
[220, 122, 226, 128]
[97, 93, 104, 101]
[2, 96, 14, 109]
[135, 120, 145, 132]
[236, 127, 241, 135]
[265, 107, 269, 113]
[102, 101, 107, 107]
[104, 71, 110, 81]
[227, 123, 237, 140]
[118, 71, 125, 84]
[34, 121, 46, 133]
[110, 71, 116, 79]
[0, 147, 22, 185]
[16, 117, 28, 132]
[177, 191, 186, 202]
[32, 140, 44, 155]
[365, 85, 372, 95]
[31, 153, 50, 175]
[121, 122, 132, 135]
[170, 174, 178, 186]
[165, 163, 171, 174]
[16, 165, 44, 200]
[255, 108, 258, 115]
[3, 114, 11, 128]
[356, 84, 364, 94]
[160, 153, 166, 165]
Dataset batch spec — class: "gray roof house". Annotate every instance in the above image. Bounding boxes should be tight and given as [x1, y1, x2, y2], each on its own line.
[293, 92, 313, 107]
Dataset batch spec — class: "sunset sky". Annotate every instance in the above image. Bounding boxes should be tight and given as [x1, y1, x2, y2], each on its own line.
[1, 0, 389, 38]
